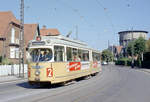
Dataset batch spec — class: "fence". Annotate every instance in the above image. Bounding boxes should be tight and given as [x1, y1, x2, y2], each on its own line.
[0, 64, 27, 76]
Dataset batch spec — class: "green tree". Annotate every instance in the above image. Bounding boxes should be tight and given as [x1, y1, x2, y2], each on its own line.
[127, 37, 146, 56]
[127, 41, 135, 56]
[126, 37, 146, 67]
[146, 39, 150, 52]
[101, 49, 113, 62]
[134, 37, 146, 55]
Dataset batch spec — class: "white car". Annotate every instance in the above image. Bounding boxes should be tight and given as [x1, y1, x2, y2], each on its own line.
[102, 61, 107, 65]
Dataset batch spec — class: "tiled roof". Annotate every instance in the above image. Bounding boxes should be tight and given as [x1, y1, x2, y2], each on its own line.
[115, 46, 123, 54]
[40, 26, 60, 36]
[24, 24, 38, 46]
[0, 11, 20, 37]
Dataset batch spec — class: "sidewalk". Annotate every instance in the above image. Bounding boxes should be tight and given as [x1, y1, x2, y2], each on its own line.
[139, 68, 150, 73]
[0, 74, 27, 83]
[128, 65, 150, 74]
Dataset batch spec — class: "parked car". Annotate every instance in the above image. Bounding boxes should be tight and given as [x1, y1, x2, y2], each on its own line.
[102, 61, 107, 65]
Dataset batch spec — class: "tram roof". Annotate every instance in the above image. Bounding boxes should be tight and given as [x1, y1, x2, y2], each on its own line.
[29, 35, 100, 52]
[42, 35, 90, 48]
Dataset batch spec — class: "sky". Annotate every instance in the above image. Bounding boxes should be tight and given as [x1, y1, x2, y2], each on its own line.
[0, 0, 150, 51]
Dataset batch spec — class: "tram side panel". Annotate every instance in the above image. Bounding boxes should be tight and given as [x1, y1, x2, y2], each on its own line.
[50, 62, 69, 84]
[91, 61, 102, 74]
[28, 61, 101, 84]
[67, 61, 91, 80]
[51, 61, 92, 84]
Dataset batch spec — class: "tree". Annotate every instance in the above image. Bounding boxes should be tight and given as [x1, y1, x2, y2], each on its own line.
[127, 41, 135, 56]
[127, 37, 146, 56]
[146, 39, 150, 52]
[101, 49, 113, 62]
[126, 37, 146, 67]
[134, 37, 146, 55]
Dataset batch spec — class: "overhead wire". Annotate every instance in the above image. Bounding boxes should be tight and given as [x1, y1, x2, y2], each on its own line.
[95, 0, 118, 46]
[95, 0, 116, 35]
[56, 0, 94, 27]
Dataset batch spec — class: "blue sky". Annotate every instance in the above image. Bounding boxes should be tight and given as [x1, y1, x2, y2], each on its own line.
[0, 0, 150, 51]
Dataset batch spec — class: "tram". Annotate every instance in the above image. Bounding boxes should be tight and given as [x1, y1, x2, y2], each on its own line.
[27, 34, 102, 85]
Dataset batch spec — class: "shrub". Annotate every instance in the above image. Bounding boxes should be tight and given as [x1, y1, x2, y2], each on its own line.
[1, 58, 11, 65]
[115, 57, 131, 66]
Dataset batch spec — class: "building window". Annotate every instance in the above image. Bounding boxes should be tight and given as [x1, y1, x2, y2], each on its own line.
[15, 48, 19, 58]
[10, 47, 15, 58]
[15, 38, 19, 44]
[11, 28, 15, 43]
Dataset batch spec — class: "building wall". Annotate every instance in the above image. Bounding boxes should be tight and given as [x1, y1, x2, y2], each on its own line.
[2, 23, 21, 64]
[0, 41, 3, 56]
[119, 31, 148, 47]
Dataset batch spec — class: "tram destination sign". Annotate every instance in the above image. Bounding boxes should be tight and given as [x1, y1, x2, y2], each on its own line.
[32, 41, 45, 45]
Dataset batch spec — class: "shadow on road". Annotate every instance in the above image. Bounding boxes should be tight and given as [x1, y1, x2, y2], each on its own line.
[16, 81, 66, 89]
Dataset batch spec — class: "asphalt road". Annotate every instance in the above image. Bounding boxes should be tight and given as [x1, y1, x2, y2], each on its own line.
[0, 65, 150, 102]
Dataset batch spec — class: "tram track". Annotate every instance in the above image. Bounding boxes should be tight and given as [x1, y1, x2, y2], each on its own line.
[72, 67, 130, 102]
[1, 65, 150, 102]
[29, 68, 124, 102]
[30, 66, 126, 102]
[26, 72, 103, 102]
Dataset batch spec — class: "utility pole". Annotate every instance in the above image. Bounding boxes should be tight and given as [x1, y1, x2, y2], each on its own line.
[112, 44, 114, 62]
[108, 40, 110, 48]
[19, 0, 25, 77]
[131, 28, 134, 68]
[76, 25, 78, 39]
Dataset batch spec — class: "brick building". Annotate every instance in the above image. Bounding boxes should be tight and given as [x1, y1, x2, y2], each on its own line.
[0, 11, 40, 64]
[40, 25, 60, 36]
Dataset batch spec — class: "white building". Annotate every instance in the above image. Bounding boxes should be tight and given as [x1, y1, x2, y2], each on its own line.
[118, 30, 148, 47]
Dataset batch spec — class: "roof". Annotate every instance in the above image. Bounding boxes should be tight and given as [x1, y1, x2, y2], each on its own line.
[118, 30, 148, 34]
[40, 26, 60, 36]
[115, 46, 123, 54]
[24, 24, 39, 46]
[0, 11, 20, 37]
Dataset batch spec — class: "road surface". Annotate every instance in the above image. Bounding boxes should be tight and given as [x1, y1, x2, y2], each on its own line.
[0, 65, 150, 102]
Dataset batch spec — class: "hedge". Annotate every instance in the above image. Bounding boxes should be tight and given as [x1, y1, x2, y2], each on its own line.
[115, 58, 131, 66]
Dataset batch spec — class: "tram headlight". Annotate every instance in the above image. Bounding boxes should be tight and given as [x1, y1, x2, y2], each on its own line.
[35, 70, 40, 76]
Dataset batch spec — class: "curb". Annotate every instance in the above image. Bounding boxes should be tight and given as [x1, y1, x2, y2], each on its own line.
[139, 69, 150, 74]
[0, 78, 27, 84]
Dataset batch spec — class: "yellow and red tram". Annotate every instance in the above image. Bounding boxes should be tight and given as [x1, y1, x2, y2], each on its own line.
[27, 35, 102, 85]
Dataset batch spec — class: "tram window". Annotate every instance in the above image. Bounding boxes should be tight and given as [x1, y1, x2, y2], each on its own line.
[96, 53, 101, 61]
[66, 47, 72, 61]
[92, 52, 100, 61]
[78, 49, 82, 61]
[82, 50, 89, 61]
[54, 46, 64, 62]
[72, 48, 78, 61]
[30, 48, 52, 62]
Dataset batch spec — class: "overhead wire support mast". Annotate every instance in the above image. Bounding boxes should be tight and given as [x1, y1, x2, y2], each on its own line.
[131, 27, 134, 68]
[19, 0, 25, 77]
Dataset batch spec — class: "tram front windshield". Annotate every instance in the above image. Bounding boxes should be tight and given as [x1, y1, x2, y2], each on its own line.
[30, 48, 52, 62]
